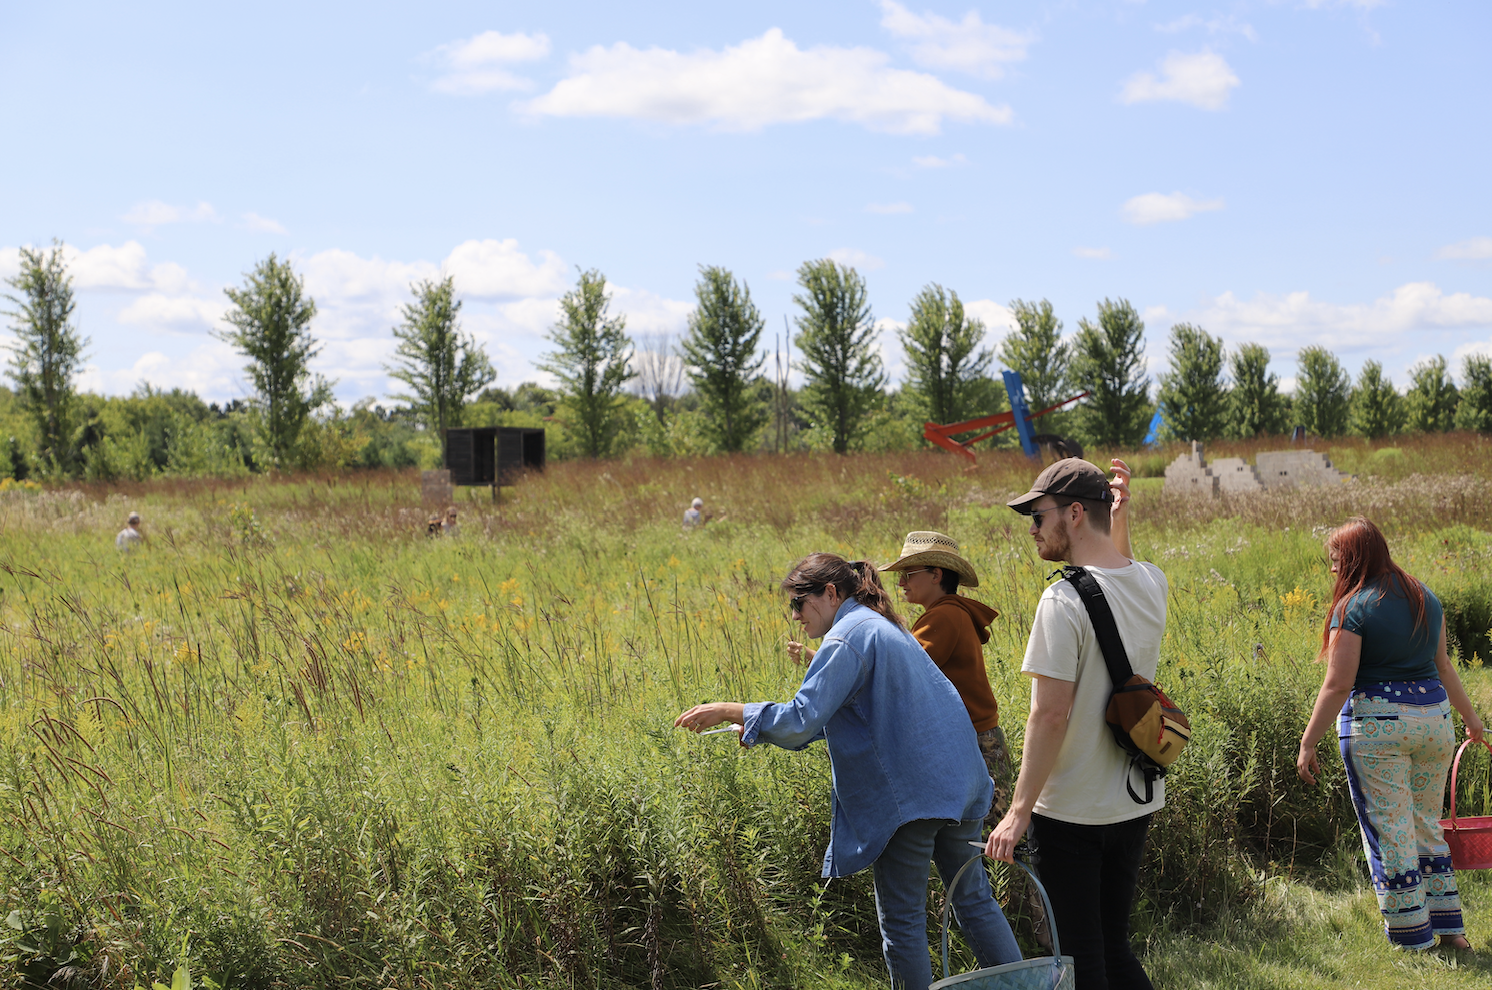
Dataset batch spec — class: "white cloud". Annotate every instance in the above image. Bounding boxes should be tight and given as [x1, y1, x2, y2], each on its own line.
[242, 212, 287, 234]
[67, 241, 154, 289]
[76, 342, 245, 400]
[1155, 14, 1257, 41]
[912, 153, 968, 168]
[443, 238, 570, 298]
[826, 247, 886, 271]
[120, 200, 220, 228]
[1181, 282, 1492, 352]
[1451, 338, 1492, 369]
[878, 1, 1034, 79]
[963, 299, 1018, 335]
[1, 241, 203, 295]
[607, 285, 693, 336]
[1301, 1, 1385, 9]
[429, 30, 551, 95]
[1119, 50, 1239, 110]
[1072, 246, 1112, 260]
[521, 28, 1012, 135]
[873, 316, 908, 382]
[866, 202, 914, 214]
[1121, 191, 1225, 225]
[117, 294, 224, 334]
[1437, 237, 1492, 261]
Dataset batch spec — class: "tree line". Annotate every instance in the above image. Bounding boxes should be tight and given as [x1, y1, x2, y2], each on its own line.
[5, 241, 1491, 480]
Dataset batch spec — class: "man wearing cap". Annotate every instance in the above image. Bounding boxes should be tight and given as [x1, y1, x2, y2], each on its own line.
[683, 497, 703, 528]
[116, 511, 144, 551]
[986, 457, 1163, 990]
[881, 532, 1012, 831]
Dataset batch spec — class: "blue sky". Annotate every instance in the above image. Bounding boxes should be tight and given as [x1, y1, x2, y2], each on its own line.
[3, 1, 1489, 406]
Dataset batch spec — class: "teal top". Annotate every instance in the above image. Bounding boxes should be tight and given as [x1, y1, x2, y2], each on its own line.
[1331, 575, 1441, 686]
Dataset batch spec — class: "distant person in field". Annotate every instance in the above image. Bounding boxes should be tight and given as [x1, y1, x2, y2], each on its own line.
[1297, 517, 1484, 952]
[683, 496, 703, 528]
[986, 457, 1163, 990]
[116, 511, 144, 551]
[443, 506, 460, 538]
[677, 552, 1020, 989]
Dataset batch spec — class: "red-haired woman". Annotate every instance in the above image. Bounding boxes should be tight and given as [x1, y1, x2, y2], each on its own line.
[1297, 517, 1485, 952]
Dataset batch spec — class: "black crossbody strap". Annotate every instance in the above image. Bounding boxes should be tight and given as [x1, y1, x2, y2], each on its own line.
[1060, 566, 1135, 687]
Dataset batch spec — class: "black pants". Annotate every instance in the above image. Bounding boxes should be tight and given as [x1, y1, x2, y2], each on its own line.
[1030, 812, 1154, 990]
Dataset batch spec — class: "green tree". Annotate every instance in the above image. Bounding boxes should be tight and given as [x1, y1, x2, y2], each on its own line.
[386, 277, 496, 448]
[1455, 354, 1492, 432]
[1226, 343, 1290, 437]
[998, 298, 1070, 414]
[218, 254, 333, 468]
[1348, 360, 1406, 438]
[1070, 298, 1151, 448]
[3, 242, 88, 471]
[1405, 355, 1458, 433]
[538, 269, 633, 459]
[1293, 346, 1351, 438]
[899, 283, 991, 426]
[792, 259, 885, 454]
[1156, 323, 1227, 441]
[678, 266, 767, 452]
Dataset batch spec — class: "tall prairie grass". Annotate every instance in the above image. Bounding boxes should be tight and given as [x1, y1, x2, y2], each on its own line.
[1, 437, 1490, 988]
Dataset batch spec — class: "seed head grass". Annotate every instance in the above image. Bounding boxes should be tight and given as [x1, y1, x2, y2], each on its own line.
[0, 439, 1489, 987]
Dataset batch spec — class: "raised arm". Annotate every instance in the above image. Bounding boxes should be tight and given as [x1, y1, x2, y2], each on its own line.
[1109, 457, 1134, 561]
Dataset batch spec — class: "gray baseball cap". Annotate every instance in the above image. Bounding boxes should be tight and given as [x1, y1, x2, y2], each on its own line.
[1007, 458, 1114, 514]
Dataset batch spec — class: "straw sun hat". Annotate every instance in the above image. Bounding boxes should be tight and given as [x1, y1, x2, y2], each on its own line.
[880, 531, 979, 588]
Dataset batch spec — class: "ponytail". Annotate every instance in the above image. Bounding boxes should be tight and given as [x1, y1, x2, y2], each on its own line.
[782, 553, 905, 631]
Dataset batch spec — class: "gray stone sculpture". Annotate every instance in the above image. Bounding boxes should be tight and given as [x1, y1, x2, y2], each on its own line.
[1164, 442, 1350, 497]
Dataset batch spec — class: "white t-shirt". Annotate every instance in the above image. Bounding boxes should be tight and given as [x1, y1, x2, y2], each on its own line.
[1022, 560, 1169, 825]
[116, 526, 142, 550]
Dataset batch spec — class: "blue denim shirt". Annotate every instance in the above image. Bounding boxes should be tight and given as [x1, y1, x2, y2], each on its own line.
[741, 600, 994, 877]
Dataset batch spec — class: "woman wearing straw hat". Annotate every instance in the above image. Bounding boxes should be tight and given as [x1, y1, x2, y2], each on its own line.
[881, 532, 1014, 830]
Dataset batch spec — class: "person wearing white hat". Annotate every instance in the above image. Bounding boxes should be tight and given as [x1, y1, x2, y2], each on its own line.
[683, 496, 703, 528]
[116, 511, 144, 551]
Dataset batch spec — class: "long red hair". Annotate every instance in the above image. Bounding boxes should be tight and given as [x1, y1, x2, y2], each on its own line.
[1319, 517, 1426, 659]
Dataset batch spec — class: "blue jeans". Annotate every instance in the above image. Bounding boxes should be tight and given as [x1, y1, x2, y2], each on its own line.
[1030, 813, 1153, 990]
[872, 817, 1021, 989]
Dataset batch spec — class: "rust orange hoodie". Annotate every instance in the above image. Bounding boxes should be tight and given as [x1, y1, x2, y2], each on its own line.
[910, 594, 1002, 732]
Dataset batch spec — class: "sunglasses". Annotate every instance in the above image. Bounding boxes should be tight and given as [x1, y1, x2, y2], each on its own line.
[1030, 504, 1072, 528]
[789, 592, 811, 614]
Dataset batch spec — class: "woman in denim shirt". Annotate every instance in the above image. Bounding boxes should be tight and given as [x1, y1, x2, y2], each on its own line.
[678, 552, 1020, 988]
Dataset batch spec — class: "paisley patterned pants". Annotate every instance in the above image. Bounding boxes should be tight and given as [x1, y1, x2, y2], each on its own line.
[1338, 679, 1463, 950]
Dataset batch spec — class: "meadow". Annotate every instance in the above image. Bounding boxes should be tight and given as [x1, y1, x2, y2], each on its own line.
[3, 435, 1492, 989]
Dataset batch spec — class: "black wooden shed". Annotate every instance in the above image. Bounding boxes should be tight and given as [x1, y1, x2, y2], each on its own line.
[444, 427, 546, 486]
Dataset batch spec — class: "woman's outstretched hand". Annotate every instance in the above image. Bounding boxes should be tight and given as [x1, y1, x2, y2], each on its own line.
[675, 702, 745, 739]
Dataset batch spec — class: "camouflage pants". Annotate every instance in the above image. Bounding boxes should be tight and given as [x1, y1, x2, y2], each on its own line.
[977, 725, 1014, 834]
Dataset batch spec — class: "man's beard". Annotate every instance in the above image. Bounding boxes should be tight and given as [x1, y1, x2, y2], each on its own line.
[1036, 516, 1072, 562]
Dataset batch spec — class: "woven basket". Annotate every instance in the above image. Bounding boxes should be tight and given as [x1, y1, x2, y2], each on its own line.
[931, 855, 1074, 990]
[1440, 738, 1492, 871]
